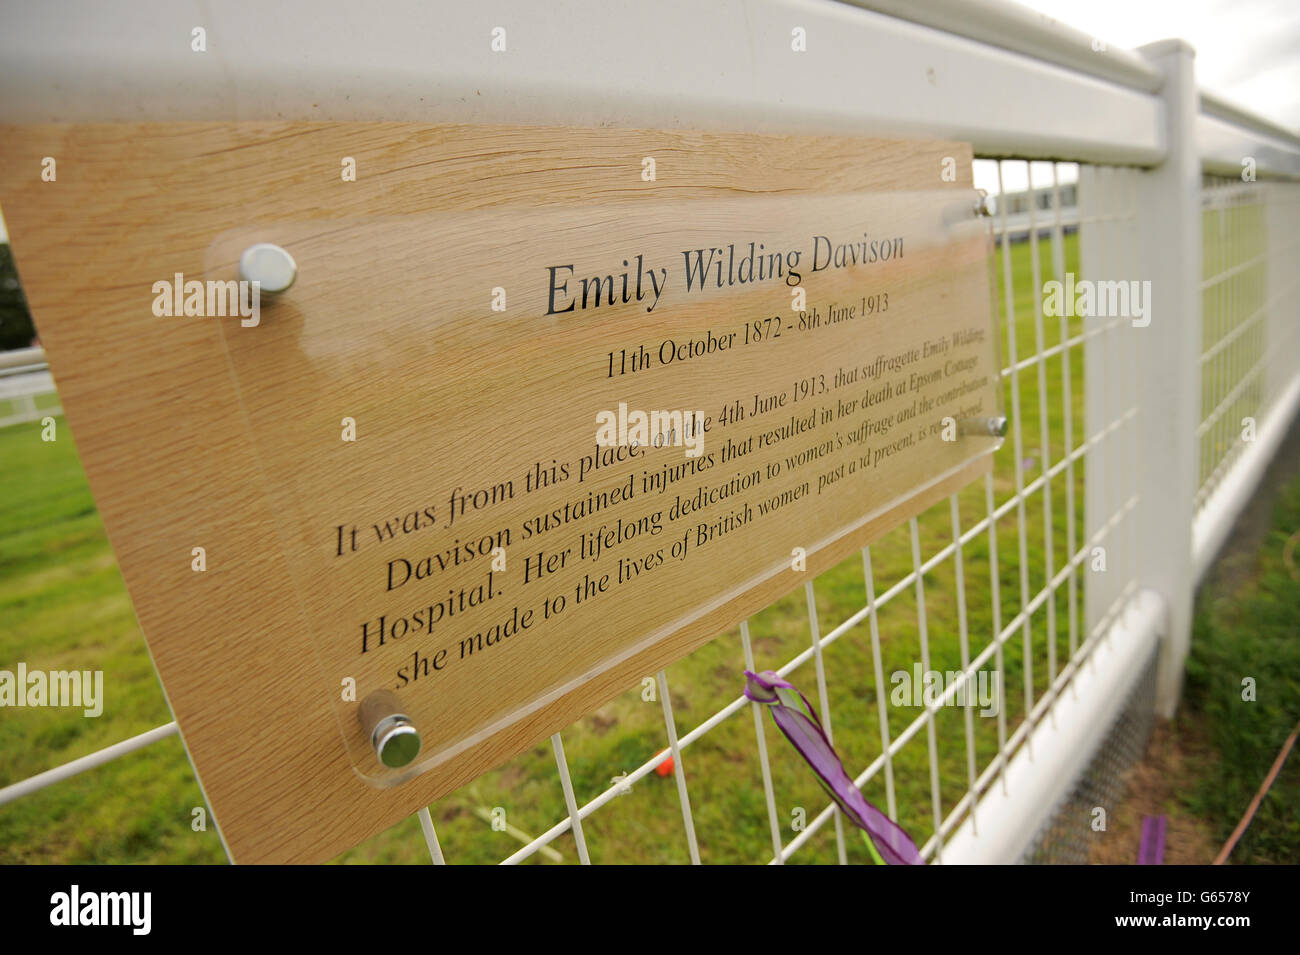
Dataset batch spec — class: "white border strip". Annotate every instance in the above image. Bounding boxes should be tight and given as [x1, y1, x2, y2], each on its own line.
[843, 0, 1163, 92]
[0, 0, 1164, 165]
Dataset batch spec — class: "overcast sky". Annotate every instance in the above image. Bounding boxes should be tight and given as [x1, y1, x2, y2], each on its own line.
[975, 0, 1298, 195]
[1024, 0, 1300, 131]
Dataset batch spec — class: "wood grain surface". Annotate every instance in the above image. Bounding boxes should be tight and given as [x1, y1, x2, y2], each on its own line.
[0, 123, 988, 862]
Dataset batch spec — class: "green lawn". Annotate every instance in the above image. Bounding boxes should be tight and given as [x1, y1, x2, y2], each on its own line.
[0, 229, 1155, 864]
[1182, 468, 1300, 863]
[0, 418, 225, 863]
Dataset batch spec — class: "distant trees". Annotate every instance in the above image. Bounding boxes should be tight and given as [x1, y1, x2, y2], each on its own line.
[0, 244, 37, 350]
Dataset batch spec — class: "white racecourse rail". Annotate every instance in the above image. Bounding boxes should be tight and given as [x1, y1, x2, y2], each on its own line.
[1, 0, 1298, 864]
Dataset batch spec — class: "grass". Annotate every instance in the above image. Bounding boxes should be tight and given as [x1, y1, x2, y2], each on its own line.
[0, 230, 1091, 864]
[0, 418, 225, 863]
[1182, 469, 1300, 863]
[0, 219, 1276, 865]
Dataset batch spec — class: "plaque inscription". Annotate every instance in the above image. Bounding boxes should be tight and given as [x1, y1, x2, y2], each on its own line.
[209, 190, 1000, 784]
[0, 122, 998, 858]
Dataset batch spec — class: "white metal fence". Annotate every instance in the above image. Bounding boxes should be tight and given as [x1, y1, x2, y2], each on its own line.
[1194, 178, 1300, 578]
[3, 0, 1299, 865]
[0, 346, 60, 429]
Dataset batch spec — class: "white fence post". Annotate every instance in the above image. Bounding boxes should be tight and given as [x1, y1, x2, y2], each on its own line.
[1133, 40, 1202, 718]
[7, 4, 1300, 866]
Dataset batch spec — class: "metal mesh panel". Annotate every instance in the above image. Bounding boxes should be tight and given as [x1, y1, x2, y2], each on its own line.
[415, 158, 1148, 865]
[1018, 644, 1158, 864]
[3, 22, 1297, 864]
[1197, 178, 1300, 508]
[0, 159, 1157, 865]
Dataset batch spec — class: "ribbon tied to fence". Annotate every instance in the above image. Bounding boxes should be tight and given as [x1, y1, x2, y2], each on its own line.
[743, 669, 923, 865]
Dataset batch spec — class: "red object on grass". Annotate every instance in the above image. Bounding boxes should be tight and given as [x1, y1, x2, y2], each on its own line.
[655, 754, 674, 776]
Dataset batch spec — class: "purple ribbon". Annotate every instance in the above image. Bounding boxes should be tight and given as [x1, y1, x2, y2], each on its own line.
[745, 669, 923, 865]
[1138, 815, 1166, 865]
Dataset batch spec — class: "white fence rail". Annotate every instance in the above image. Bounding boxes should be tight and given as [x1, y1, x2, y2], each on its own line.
[2, 0, 1299, 864]
[0, 346, 60, 429]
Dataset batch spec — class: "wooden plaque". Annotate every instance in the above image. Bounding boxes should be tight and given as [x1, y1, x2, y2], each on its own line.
[0, 123, 998, 861]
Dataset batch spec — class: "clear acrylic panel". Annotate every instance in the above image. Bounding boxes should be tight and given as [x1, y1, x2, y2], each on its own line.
[206, 189, 1002, 786]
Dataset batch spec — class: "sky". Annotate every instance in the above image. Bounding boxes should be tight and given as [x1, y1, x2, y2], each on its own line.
[1023, 0, 1300, 131]
[975, 0, 1299, 195]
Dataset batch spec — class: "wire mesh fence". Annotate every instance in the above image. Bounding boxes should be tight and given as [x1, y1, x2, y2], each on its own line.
[1019, 644, 1158, 865]
[2, 16, 1299, 865]
[1197, 178, 1300, 509]
[3, 156, 1296, 866]
[391, 158, 1149, 865]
